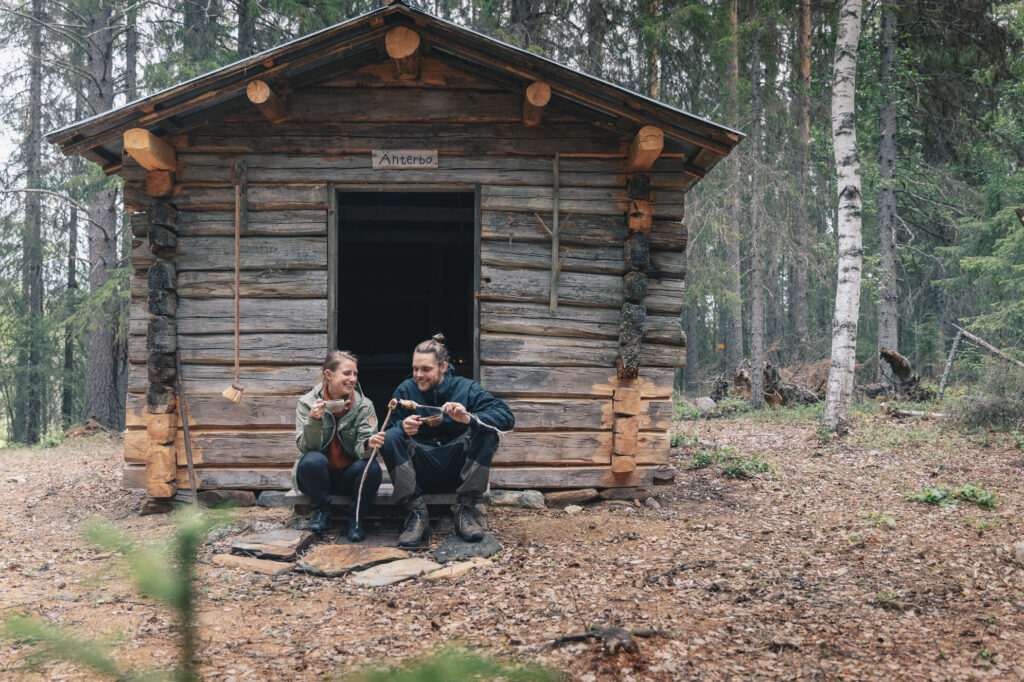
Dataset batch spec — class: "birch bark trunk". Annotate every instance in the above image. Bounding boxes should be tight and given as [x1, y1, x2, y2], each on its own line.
[823, 0, 864, 431]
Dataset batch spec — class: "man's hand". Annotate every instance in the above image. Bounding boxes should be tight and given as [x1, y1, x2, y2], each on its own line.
[366, 431, 385, 450]
[402, 414, 423, 436]
[442, 402, 471, 424]
[309, 399, 326, 420]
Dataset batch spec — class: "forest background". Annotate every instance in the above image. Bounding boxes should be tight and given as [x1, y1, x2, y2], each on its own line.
[0, 0, 1022, 445]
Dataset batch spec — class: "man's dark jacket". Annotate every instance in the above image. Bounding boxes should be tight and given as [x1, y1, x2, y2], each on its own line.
[387, 368, 514, 444]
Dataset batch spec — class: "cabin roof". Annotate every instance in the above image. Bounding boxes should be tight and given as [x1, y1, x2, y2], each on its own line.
[46, 1, 742, 175]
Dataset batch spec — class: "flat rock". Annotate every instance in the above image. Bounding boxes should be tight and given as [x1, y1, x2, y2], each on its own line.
[564, 505, 583, 515]
[599, 487, 649, 501]
[433, 532, 502, 563]
[349, 558, 442, 587]
[4, 475, 27, 483]
[298, 545, 409, 577]
[1014, 540, 1024, 566]
[231, 529, 314, 560]
[257, 490, 289, 508]
[197, 489, 257, 507]
[545, 488, 599, 506]
[212, 554, 296, 575]
[696, 396, 717, 414]
[487, 489, 545, 509]
[423, 557, 491, 580]
[140, 498, 175, 516]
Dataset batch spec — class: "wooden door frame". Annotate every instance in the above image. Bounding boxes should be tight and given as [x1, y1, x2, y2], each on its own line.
[327, 183, 481, 382]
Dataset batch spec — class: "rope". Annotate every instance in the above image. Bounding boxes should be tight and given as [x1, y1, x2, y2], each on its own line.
[395, 398, 512, 437]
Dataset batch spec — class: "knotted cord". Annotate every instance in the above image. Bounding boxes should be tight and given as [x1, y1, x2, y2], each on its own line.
[395, 398, 512, 436]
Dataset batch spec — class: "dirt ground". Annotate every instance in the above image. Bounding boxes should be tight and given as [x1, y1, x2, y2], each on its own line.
[1, 411, 1023, 681]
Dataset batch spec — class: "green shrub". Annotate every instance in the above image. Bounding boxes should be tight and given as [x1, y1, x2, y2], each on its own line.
[709, 397, 750, 418]
[951, 362, 1024, 432]
[335, 644, 560, 682]
[905, 485, 956, 506]
[672, 397, 702, 421]
[38, 429, 63, 449]
[688, 448, 723, 469]
[953, 484, 998, 509]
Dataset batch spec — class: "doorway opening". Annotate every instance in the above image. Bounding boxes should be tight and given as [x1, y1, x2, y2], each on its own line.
[336, 190, 476, 418]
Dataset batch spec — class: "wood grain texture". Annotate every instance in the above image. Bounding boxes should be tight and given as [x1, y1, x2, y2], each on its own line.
[479, 301, 683, 345]
[480, 332, 685, 367]
[481, 365, 674, 399]
[175, 210, 326, 237]
[507, 398, 670, 431]
[128, 392, 296, 428]
[130, 333, 327, 364]
[125, 184, 327, 212]
[480, 241, 684, 278]
[481, 210, 687, 251]
[481, 185, 683, 218]
[129, 361, 319, 395]
[176, 236, 326, 271]
[176, 270, 328, 298]
[131, 298, 326, 335]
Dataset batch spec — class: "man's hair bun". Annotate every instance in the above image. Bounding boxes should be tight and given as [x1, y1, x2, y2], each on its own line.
[431, 333, 446, 345]
[415, 333, 450, 365]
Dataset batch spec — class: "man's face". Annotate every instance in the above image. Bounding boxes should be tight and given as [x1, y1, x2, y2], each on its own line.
[412, 352, 447, 392]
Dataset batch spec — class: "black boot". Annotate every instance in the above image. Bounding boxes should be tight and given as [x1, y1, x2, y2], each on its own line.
[347, 502, 366, 543]
[398, 500, 431, 548]
[309, 506, 331, 535]
[452, 503, 484, 542]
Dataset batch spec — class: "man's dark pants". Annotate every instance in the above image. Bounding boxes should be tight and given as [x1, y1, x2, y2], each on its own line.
[379, 428, 497, 506]
[295, 450, 382, 510]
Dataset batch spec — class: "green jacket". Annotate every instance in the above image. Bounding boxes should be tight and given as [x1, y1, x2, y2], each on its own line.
[292, 382, 378, 488]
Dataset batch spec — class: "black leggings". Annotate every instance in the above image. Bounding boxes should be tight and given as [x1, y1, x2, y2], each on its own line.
[295, 450, 382, 511]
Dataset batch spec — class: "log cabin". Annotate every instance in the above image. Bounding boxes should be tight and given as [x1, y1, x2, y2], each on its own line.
[47, 1, 742, 501]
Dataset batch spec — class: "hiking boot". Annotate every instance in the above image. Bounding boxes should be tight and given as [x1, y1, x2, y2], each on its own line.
[346, 502, 366, 543]
[398, 504, 431, 548]
[452, 503, 484, 542]
[309, 507, 331, 535]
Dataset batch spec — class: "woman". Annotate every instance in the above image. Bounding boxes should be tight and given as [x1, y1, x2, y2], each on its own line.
[294, 351, 385, 541]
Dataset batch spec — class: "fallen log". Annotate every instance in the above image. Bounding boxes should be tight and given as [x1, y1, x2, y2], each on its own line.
[547, 626, 662, 655]
[880, 403, 946, 419]
[879, 347, 935, 402]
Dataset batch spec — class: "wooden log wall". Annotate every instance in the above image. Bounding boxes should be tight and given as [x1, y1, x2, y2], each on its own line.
[122, 56, 688, 491]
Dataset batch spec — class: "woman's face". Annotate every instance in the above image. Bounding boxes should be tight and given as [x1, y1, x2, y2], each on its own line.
[324, 358, 358, 400]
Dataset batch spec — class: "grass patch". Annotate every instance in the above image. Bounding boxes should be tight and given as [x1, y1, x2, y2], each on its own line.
[687, 448, 724, 469]
[721, 454, 775, 479]
[865, 510, 897, 530]
[671, 432, 699, 448]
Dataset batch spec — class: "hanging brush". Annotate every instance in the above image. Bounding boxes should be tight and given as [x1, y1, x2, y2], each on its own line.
[222, 160, 247, 403]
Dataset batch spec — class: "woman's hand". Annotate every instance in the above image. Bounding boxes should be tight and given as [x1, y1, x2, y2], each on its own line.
[402, 414, 423, 436]
[442, 401, 471, 424]
[309, 399, 326, 420]
[367, 431, 386, 450]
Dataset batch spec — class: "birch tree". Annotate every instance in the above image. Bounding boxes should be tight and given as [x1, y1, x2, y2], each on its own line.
[823, 0, 863, 431]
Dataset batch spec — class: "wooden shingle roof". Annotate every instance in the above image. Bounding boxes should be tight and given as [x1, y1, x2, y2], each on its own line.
[47, 1, 742, 176]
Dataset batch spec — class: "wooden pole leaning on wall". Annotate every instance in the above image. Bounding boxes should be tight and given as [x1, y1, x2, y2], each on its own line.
[386, 26, 421, 80]
[628, 125, 664, 172]
[246, 80, 287, 124]
[523, 81, 551, 126]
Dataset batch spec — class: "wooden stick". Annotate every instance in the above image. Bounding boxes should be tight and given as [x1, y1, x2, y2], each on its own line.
[551, 152, 560, 314]
[937, 330, 962, 399]
[354, 399, 397, 527]
[223, 161, 247, 402]
[954, 325, 1024, 370]
[174, 350, 198, 506]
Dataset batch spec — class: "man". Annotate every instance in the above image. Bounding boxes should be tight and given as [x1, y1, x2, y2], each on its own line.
[380, 333, 514, 548]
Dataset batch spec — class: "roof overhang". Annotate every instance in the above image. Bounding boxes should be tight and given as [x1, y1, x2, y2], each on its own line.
[47, 1, 743, 176]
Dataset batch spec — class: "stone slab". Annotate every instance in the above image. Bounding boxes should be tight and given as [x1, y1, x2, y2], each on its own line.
[298, 545, 409, 577]
[198, 489, 257, 507]
[545, 488, 599, 506]
[599, 487, 650, 501]
[433, 532, 502, 563]
[349, 558, 442, 587]
[257, 490, 289, 508]
[231, 529, 314, 560]
[486, 490, 545, 509]
[212, 553, 296, 575]
[140, 498, 175, 516]
[423, 557, 492, 581]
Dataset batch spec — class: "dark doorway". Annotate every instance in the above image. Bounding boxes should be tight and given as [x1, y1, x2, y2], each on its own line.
[336, 191, 476, 418]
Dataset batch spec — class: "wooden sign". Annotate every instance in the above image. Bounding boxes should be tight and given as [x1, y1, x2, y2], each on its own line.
[372, 149, 438, 169]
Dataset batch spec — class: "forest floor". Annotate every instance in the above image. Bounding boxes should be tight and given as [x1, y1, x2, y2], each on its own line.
[1, 406, 1023, 681]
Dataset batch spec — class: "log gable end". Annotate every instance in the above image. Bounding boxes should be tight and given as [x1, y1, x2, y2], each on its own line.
[54, 2, 741, 495]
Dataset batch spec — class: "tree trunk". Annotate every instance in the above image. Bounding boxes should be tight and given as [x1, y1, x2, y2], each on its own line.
[21, 0, 45, 444]
[823, 0, 864, 431]
[686, 303, 700, 395]
[62, 204, 78, 428]
[792, 0, 811, 358]
[748, 7, 765, 410]
[125, 6, 138, 102]
[877, 5, 899, 379]
[647, 0, 659, 99]
[237, 0, 255, 57]
[724, 0, 744, 373]
[585, 0, 607, 77]
[83, 4, 120, 430]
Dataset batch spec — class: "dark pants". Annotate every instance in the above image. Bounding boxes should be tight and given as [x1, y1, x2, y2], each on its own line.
[295, 450, 382, 511]
[380, 428, 497, 507]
